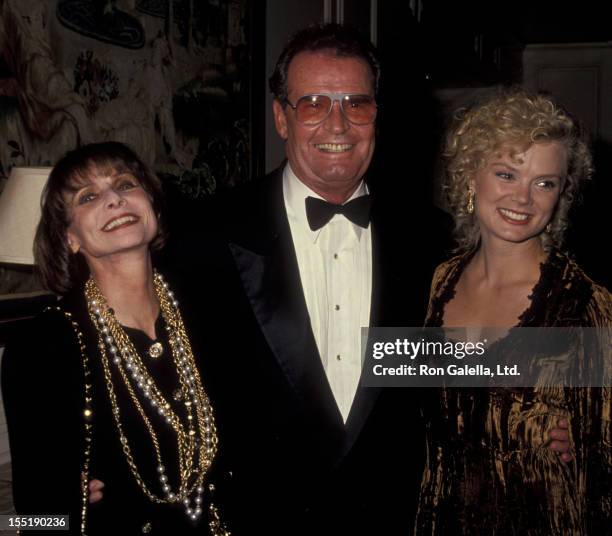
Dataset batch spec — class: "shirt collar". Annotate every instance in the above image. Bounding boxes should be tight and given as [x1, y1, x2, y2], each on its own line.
[282, 163, 368, 243]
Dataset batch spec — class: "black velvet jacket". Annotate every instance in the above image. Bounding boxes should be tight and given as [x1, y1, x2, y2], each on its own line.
[2, 282, 232, 535]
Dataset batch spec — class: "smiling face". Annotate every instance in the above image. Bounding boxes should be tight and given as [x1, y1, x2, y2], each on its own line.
[472, 141, 567, 248]
[273, 51, 376, 203]
[65, 170, 158, 266]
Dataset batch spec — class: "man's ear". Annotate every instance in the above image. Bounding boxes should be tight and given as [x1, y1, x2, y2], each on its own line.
[273, 99, 289, 140]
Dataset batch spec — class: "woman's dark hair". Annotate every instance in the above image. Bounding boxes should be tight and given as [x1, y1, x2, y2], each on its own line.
[35, 142, 167, 295]
[269, 23, 381, 102]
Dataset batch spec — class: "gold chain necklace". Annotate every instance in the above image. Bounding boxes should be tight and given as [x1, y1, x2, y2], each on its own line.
[85, 272, 218, 522]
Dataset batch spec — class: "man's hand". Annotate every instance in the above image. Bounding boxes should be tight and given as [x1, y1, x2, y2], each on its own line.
[88, 479, 105, 503]
[547, 418, 573, 462]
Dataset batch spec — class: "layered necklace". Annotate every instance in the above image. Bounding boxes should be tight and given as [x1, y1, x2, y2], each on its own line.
[85, 272, 217, 522]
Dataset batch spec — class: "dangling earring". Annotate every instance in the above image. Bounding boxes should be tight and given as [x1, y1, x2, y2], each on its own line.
[545, 223, 552, 233]
[466, 187, 475, 214]
[67, 239, 79, 254]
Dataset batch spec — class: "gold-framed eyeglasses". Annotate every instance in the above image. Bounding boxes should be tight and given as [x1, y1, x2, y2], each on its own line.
[283, 93, 378, 125]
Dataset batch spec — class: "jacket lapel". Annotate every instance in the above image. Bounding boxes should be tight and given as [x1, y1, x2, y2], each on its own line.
[342, 189, 442, 455]
[226, 170, 345, 439]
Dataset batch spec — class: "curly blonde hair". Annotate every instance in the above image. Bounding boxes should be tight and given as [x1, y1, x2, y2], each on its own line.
[443, 86, 593, 253]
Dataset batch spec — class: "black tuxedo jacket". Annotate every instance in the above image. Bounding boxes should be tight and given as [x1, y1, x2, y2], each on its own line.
[165, 166, 451, 535]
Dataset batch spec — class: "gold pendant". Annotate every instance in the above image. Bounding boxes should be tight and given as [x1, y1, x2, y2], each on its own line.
[148, 341, 163, 359]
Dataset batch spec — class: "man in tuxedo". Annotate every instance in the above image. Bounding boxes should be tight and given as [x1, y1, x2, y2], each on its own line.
[194, 23, 448, 535]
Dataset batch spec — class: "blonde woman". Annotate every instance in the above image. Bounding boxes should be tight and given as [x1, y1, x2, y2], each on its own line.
[416, 88, 611, 534]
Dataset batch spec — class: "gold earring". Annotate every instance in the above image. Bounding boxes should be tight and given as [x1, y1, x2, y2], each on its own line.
[466, 188, 475, 214]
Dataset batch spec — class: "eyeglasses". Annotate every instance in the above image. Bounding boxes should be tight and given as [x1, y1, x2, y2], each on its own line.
[283, 93, 377, 125]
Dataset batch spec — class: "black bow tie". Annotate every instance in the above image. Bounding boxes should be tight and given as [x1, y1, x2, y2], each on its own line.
[305, 195, 372, 231]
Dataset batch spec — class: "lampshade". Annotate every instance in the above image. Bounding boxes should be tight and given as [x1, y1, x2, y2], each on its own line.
[0, 167, 52, 265]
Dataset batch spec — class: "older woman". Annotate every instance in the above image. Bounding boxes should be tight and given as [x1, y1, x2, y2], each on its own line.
[2, 142, 230, 535]
[416, 88, 611, 534]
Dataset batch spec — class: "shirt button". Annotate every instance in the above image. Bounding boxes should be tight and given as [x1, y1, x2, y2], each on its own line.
[336, 354, 342, 361]
[335, 305, 340, 311]
[333, 253, 338, 259]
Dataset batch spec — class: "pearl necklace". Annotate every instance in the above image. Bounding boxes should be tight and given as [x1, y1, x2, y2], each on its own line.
[85, 272, 218, 522]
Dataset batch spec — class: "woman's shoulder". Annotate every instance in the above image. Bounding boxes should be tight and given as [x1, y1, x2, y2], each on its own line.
[549, 250, 612, 325]
[554, 251, 606, 285]
[5, 291, 89, 369]
[35, 293, 89, 335]
[431, 252, 470, 289]
[425, 252, 472, 326]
